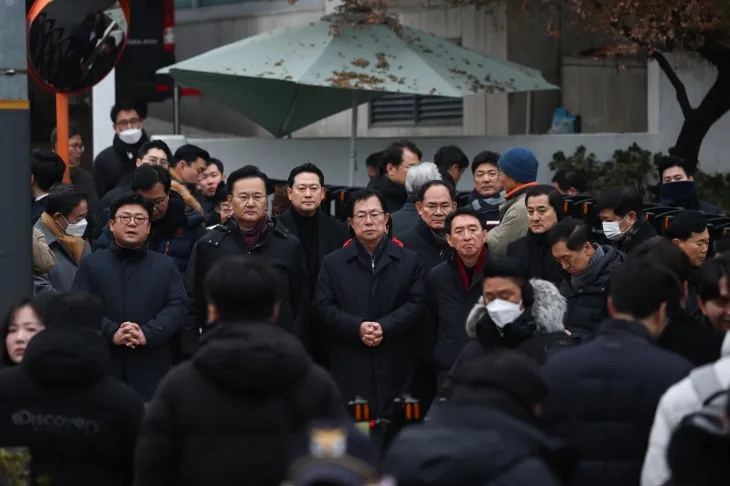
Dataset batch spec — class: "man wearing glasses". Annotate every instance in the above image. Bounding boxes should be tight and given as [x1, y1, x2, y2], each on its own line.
[186, 165, 308, 357]
[72, 193, 188, 401]
[93, 101, 150, 198]
[52, 125, 99, 234]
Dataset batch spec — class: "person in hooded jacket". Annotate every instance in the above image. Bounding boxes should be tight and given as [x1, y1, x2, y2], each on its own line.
[134, 255, 345, 486]
[367, 140, 421, 213]
[507, 185, 566, 285]
[540, 258, 693, 486]
[0, 291, 144, 486]
[549, 217, 625, 340]
[93, 102, 151, 198]
[657, 156, 723, 214]
[384, 349, 576, 486]
[96, 165, 206, 275]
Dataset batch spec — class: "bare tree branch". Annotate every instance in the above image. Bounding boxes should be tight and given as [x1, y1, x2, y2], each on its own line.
[653, 51, 693, 118]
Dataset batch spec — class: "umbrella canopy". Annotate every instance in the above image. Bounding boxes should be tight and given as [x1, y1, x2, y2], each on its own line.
[160, 16, 558, 137]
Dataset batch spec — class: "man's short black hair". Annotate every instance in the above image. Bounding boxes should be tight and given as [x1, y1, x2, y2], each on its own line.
[110, 193, 154, 220]
[31, 149, 66, 191]
[173, 144, 210, 168]
[214, 181, 229, 204]
[44, 184, 88, 217]
[366, 151, 383, 169]
[596, 187, 644, 218]
[445, 206, 483, 234]
[227, 165, 269, 195]
[547, 217, 591, 250]
[434, 145, 469, 170]
[417, 180, 456, 203]
[346, 188, 387, 217]
[657, 156, 695, 179]
[43, 292, 103, 330]
[665, 211, 707, 242]
[137, 140, 172, 162]
[110, 100, 142, 123]
[131, 164, 171, 194]
[50, 125, 81, 147]
[287, 163, 324, 188]
[471, 151, 500, 175]
[381, 140, 422, 169]
[207, 157, 224, 174]
[630, 238, 692, 284]
[698, 257, 730, 302]
[524, 185, 565, 219]
[551, 168, 589, 193]
[610, 258, 681, 319]
[205, 255, 279, 322]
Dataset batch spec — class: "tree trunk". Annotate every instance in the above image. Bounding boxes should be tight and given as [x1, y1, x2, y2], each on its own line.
[666, 58, 730, 167]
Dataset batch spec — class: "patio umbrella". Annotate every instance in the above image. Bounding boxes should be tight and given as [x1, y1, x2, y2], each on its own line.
[159, 14, 558, 184]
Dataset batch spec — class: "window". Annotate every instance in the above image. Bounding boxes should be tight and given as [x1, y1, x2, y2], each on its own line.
[370, 38, 464, 127]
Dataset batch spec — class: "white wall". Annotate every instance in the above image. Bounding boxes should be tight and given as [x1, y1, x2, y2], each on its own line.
[155, 132, 656, 190]
[648, 54, 730, 173]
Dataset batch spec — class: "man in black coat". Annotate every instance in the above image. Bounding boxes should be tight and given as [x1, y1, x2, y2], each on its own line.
[367, 140, 421, 213]
[597, 187, 657, 254]
[72, 193, 188, 400]
[93, 102, 150, 198]
[0, 292, 143, 486]
[186, 166, 308, 354]
[314, 188, 427, 418]
[398, 180, 457, 273]
[278, 163, 348, 364]
[540, 258, 693, 486]
[134, 256, 345, 486]
[384, 349, 575, 486]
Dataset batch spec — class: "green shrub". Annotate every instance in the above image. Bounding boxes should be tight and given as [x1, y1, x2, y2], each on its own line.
[549, 144, 730, 212]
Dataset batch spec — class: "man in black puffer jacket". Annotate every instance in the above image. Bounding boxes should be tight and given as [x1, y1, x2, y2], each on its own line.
[384, 349, 576, 486]
[0, 292, 143, 486]
[134, 255, 345, 486]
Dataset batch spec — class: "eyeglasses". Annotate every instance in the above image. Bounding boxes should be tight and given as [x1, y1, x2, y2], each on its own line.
[142, 156, 169, 168]
[235, 194, 266, 203]
[145, 195, 168, 207]
[115, 118, 142, 129]
[353, 211, 385, 223]
[116, 215, 149, 225]
[423, 203, 453, 213]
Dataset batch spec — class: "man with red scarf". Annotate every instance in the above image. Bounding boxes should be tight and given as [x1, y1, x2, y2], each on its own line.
[426, 207, 489, 389]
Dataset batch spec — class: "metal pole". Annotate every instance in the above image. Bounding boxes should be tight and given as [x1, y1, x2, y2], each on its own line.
[348, 91, 358, 187]
[525, 91, 532, 135]
[173, 84, 181, 135]
[0, 0, 33, 313]
[56, 93, 71, 183]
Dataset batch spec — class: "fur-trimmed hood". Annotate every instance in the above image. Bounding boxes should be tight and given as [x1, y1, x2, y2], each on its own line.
[465, 278, 566, 338]
[168, 167, 204, 216]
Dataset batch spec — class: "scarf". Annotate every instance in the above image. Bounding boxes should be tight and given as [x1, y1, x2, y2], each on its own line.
[40, 212, 86, 264]
[456, 246, 487, 289]
[571, 244, 605, 290]
[232, 215, 274, 248]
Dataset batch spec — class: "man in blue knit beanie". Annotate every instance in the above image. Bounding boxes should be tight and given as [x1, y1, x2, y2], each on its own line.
[486, 148, 540, 256]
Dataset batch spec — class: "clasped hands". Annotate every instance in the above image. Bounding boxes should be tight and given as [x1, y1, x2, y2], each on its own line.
[112, 322, 147, 349]
[360, 321, 383, 347]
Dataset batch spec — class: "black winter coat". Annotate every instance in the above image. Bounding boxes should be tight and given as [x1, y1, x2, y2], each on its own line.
[540, 319, 693, 486]
[71, 241, 189, 400]
[133, 322, 345, 486]
[391, 199, 419, 238]
[0, 326, 143, 486]
[384, 401, 572, 486]
[507, 232, 565, 286]
[367, 174, 408, 213]
[314, 237, 427, 417]
[559, 246, 625, 339]
[426, 254, 485, 374]
[185, 219, 308, 348]
[613, 220, 657, 255]
[93, 134, 149, 198]
[398, 219, 453, 273]
[657, 309, 725, 366]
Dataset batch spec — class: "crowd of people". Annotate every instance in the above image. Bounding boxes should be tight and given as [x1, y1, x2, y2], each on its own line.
[10, 100, 730, 485]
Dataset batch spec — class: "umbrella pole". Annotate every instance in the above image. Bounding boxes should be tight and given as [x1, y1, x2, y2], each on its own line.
[348, 91, 358, 187]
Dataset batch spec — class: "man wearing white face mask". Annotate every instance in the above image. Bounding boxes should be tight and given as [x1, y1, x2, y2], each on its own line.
[93, 101, 150, 198]
[597, 187, 657, 254]
[34, 184, 92, 293]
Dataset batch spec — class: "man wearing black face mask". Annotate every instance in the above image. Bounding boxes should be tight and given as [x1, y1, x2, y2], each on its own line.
[657, 156, 723, 214]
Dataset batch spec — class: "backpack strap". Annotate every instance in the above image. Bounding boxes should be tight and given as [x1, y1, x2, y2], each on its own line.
[690, 365, 723, 406]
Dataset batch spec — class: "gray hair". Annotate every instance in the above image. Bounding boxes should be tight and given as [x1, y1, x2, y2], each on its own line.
[405, 162, 442, 197]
